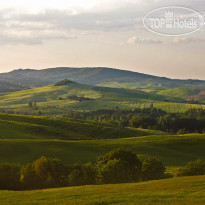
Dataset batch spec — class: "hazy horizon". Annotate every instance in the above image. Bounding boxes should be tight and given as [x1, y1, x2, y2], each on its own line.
[1, 66, 205, 81]
[0, 0, 205, 80]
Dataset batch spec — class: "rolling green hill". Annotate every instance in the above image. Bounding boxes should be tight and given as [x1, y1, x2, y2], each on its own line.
[1, 134, 204, 168]
[1, 69, 205, 114]
[0, 81, 26, 93]
[0, 114, 164, 140]
[157, 87, 205, 104]
[0, 115, 204, 171]
[0, 175, 204, 204]
[0, 79, 188, 114]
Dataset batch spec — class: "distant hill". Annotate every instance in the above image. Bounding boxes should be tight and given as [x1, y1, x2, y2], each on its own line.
[0, 79, 182, 114]
[0, 80, 26, 93]
[1, 67, 205, 89]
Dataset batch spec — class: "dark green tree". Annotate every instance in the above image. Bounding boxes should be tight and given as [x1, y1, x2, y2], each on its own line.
[0, 163, 20, 190]
[28, 101, 33, 108]
[175, 159, 205, 176]
[96, 148, 141, 184]
[141, 158, 166, 181]
[68, 162, 96, 186]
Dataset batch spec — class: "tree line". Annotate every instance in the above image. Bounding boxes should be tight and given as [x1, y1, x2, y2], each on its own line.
[1, 148, 204, 191]
[64, 108, 205, 133]
[0, 148, 168, 190]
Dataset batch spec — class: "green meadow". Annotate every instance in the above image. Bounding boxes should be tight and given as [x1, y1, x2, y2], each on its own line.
[1, 81, 204, 114]
[157, 87, 200, 98]
[0, 114, 204, 174]
[0, 80, 204, 204]
[1, 134, 204, 171]
[0, 114, 168, 140]
[0, 175, 204, 205]
[0, 99, 204, 204]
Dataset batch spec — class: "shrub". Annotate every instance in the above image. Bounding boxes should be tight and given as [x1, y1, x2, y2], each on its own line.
[68, 162, 96, 186]
[0, 163, 21, 190]
[21, 156, 68, 189]
[20, 163, 39, 189]
[175, 159, 205, 176]
[96, 148, 141, 184]
[141, 158, 166, 181]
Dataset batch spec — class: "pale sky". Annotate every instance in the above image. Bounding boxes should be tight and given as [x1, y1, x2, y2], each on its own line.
[0, 0, 205, 79]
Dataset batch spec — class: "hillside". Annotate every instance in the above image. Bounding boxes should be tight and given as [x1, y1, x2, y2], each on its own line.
[0, 79, 188, 114]
[1, 67, 205, 90]
[0, 114, 162, 140]
[0, 114, 204, 169]
[0, 81, 26, 93]
[0, 175, 204, 204]
[157, 87, 200, 98]
[156, 87, 205, 104]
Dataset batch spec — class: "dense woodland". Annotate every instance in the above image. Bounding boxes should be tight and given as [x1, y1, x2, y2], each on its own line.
[64, 107, 205, 134]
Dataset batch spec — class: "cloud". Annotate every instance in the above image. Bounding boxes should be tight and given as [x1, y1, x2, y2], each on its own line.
[172, 37, 205, 44]
[127, 36, 162, 44]
[0, 0, 204, 45]
[0, 28, 77, 45]
[0, 7, 143, 45]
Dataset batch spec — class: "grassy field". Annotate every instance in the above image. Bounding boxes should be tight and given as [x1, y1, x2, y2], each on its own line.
[157, 87, 200, 98]
[0, 175, 204, 204]
[0, 114, 168, 140]
[0, 114, 204, 171]
[0, 133, 204, 172]
[152, 101, 205, 113]
[0, 114, 204, 204]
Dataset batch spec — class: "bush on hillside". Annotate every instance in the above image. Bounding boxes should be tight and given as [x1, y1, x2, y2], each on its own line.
[0, 163, 21, 190]
[175, 159, 205, 177]
[96, 148, 142, 184]
[141, 158, 166, 181]
[68, 162, 96, 186]
[55, 79, 74, 86]
[20, 156, 68, 189]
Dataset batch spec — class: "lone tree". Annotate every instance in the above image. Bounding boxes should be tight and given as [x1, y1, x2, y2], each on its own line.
[33, 102, 38, 110]
[28, 101, 33, 108]
[96, 148, 142, 184]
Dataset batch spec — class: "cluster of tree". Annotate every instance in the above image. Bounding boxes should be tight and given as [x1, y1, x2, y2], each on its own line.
[0, 148, 168, 190]
[67, 95, 94, 102]
[64, 108, 205, 133]
[54, 79, 74, 86]
[175, 159, 205, 177]
[58, 95, 94, 102]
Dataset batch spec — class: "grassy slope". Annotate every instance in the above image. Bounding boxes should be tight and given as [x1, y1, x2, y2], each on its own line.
[0, 128, 204, 170]
[0, 175, 205, 204]
[0, 83, 151, 113]
[1, 81, 205, 114]
[0, 114, 163, 140]
[157, 87, 200, 98]
[0, 81, 25, 93]
[0, 114, 204, 170]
